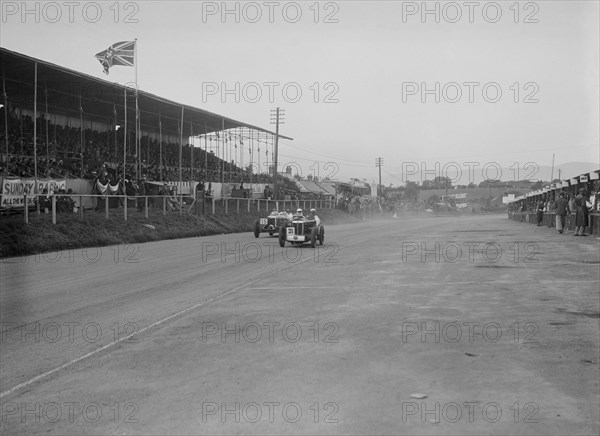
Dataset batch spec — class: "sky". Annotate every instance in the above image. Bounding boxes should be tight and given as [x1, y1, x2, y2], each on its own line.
[1, 0, 599, 186]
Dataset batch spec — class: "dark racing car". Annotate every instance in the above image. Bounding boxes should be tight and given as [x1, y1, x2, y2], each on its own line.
[253, 210, 290, 238]
[278, 215, 324, 248]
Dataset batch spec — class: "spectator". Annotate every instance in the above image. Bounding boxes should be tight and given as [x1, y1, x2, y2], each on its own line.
[309, 208, 321, 227]
[554, 192, 570, 234]
[40, 188, 50, 213]
[574, 188, 589, 236]
[535, 198, 545, 226]
[568, 194, 576, 215]
[138, 176, 147, 212]
[546, 195, 556, 228]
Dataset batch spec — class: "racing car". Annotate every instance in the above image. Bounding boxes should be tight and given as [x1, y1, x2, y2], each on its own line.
[253, 210, 290, 238]
[278, 215, 324, 248]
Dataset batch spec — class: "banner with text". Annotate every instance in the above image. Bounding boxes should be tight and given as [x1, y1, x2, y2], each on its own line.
[1, 178, 67, 209]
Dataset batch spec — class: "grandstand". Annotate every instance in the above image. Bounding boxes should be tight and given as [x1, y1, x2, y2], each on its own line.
[0, 47, 293, 205]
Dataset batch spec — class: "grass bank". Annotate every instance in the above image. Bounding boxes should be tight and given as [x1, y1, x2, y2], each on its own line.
[1, 208, 360, 258]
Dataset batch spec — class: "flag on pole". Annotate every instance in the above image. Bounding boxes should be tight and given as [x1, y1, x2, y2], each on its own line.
[95, 41, 136, 75]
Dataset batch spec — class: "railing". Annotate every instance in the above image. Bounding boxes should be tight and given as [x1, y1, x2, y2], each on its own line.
[507, 210, 600, 235]
[9, 194, 336, 224]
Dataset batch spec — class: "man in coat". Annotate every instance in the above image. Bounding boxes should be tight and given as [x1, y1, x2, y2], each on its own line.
[554, 192, 570, 234]
[536, 198, 545, 226]
[574, 188, 589, 236]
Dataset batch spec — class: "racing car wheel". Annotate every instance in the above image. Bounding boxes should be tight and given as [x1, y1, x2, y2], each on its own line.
[278, 226, 286, 247]
[253, 221, 260, 238]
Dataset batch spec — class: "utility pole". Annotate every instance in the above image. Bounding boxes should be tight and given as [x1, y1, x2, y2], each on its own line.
[270, 108, 285, 200]
[375, 157, 384, 197]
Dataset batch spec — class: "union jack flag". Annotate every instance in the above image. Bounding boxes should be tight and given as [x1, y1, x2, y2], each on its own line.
[95, 41, 135, 75]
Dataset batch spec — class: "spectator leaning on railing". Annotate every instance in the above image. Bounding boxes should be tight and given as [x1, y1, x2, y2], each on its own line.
[574, 188, 590, 236]
[536, 198, 545, 226]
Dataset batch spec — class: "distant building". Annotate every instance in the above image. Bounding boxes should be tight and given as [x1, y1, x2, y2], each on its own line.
[502, 194, 516, 204]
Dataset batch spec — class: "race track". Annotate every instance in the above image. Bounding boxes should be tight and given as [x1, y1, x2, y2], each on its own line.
[1, 214, 599, 435]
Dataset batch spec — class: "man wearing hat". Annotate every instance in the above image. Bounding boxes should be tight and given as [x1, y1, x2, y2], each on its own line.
[293, 208, 304, 219]
[574, 188, 589, 236]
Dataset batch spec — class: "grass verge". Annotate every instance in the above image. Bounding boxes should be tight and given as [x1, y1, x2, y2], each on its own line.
[1, 207, 360, 258]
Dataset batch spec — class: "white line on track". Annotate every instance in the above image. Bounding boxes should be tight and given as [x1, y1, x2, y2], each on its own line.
[248, 280, 599, 290]
[0, 243, 341, 399]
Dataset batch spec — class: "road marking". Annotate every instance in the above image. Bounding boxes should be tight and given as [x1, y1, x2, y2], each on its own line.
[390, 279, 600, 286]
[0, 244, 343, 399]
[249, 280, 600, 290]
[247, 286, 339, 290]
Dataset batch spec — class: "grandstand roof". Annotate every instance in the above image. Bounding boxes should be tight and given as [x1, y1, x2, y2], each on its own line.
[317, 182, 337, 196]
[295, 179, 332, 196]
[0, 48, 292, 140]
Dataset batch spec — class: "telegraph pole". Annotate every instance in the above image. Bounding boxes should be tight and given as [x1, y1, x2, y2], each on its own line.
[375, 157, 384, 197]
[270, 108, 285, 200]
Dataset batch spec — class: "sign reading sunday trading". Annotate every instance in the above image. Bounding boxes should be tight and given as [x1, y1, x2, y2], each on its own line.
[1, 178, 66, 208]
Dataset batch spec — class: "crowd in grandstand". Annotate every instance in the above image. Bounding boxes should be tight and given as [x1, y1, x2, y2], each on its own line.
[0, 112, 276, 185]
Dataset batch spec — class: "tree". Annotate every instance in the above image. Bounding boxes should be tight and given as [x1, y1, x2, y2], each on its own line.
[427, 194, 440, 204]
[433, 176, 452, 190]
[421, 179, 435, 190]
[403, 181, 420, 200]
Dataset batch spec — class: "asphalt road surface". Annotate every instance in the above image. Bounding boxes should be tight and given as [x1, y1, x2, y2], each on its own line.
[1, 214, 599, 435]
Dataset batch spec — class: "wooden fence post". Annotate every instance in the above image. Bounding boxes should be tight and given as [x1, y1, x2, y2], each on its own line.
[51, 195, 56, 225]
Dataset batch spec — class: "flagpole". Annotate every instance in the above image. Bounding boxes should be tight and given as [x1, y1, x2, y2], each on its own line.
[33, 61, 38, 211]
[221, 118, 225, 184]
[3, 71, 9, 170]
[179, 106, 184, 187]
[134, 38, 139, 182]
[79, 94, 83, 178]
[159, 113, 162, 181]
[113, 103, 117, 166]
[123, 86, 127, 183]
[204, 124, 208, 182]
[190, 122, 193, 183]
[45, 86, 49, 173]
